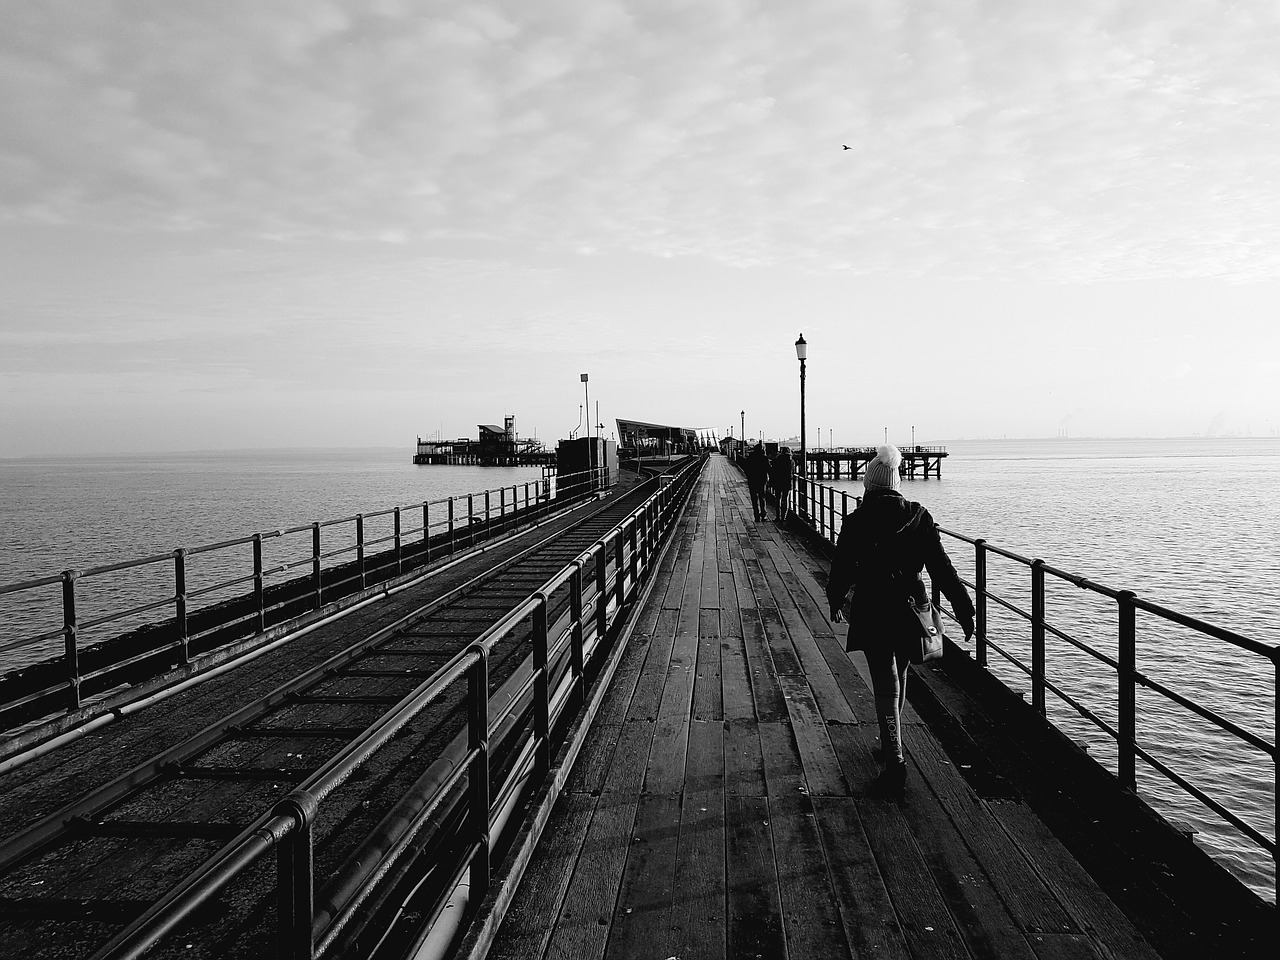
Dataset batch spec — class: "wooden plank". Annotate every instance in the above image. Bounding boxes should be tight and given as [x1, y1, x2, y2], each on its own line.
[726, 794, 785, 960]
[740, 614, 787, 721]
[724, 719, 766, 798]
[564, 722, 621, 798]
[896, 749, 1044, 960]
[602, 793, 682, 960]
[592, 630, 656, 729]
[759, 724, 851, 959]
[856, 799, 971, 960]
[813, 797, 912, 960]
[645, 630, 697, 795]
[489, 791, 596, 960]
[756, 604, 803, 676]
[776, 674, 848, 798]
[813, 632, 882, 724]
[545, 718, 654, 960]
[717, 571, 742, 638]
[625, 609, 680, 722]
[668, 720, 727, 960]
[692, 634, 723, 722]
[911, 733, 1079, 936]
[720, 636, 754, 722]
[991, 801, 1165, 960]
[827, 723, 881, 798]
[778, 616, 857, 724]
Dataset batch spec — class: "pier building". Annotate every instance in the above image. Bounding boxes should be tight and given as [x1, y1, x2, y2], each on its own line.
[0, 456, 1271, 959]
[414, 415, 554, 466]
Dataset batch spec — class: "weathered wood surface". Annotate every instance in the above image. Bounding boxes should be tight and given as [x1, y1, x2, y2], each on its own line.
[487, 455, 1257, 960]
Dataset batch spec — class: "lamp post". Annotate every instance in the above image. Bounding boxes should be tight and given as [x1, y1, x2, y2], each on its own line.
[740, 410, 745, 453]
[581, 373, 592, 490]
[795, 334, 807, 487]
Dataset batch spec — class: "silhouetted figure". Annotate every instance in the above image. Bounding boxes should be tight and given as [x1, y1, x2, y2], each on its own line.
[825, 445, 974, 796]
[770, 448, 794, 521]
[745, 443, 770, 521]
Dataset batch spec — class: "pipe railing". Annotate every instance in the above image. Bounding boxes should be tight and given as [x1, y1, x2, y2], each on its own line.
[87, 456, 703, 960]
[0, 470, 602, 736]
[789, 472, 1277, 898]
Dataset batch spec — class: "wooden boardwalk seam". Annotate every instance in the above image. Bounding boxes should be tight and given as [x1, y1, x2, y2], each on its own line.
[487, 456, 1170, 960]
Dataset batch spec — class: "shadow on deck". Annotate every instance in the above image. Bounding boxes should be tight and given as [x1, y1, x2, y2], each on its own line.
[469, 455, 1269, 960]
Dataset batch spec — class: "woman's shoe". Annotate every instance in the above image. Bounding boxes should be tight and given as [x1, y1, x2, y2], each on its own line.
[869, 759, 907, 797]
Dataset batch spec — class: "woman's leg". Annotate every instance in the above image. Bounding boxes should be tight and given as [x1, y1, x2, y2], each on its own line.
[864, 647, 904, 764]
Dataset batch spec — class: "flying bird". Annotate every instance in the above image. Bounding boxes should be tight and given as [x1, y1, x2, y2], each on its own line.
[842, 144, 851, 150]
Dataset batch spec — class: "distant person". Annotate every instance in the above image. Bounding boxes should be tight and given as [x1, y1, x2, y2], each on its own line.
[826, 445, 974, 796]
[745, 443, 770, 521]
[770, 447, 794, 521]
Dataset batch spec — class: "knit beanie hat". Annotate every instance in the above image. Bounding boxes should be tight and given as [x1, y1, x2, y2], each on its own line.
[863, 444, 902, 492]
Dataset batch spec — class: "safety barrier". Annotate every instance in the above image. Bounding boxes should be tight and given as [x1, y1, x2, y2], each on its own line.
[88, 455, 704, 959]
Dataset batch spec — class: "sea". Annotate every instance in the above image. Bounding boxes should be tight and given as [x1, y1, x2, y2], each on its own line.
[0, 439, 1276, 900]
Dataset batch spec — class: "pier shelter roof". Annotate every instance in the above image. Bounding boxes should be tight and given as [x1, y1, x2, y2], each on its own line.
[616, 417, 716, 448]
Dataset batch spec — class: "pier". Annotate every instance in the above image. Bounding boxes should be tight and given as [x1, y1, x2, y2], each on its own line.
[806, 444, 948, 481]
[0, 456, 1271, 959]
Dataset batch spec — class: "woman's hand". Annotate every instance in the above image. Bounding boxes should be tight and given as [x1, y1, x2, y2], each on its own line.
[830, 605, 844, 623]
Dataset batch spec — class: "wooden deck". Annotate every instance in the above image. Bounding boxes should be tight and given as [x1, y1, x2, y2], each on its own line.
[476, 454, 1266, 960]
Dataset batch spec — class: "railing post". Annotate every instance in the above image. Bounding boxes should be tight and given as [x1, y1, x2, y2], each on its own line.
[468, 495, 475, 547]
[356, 515, 366, 590]
[614, 530, 626, 612]
[1118, 590, 1137, 790]
[974, 539, 988, 667]
[448, 498, 455, 554]
[1031, 559, 1046, 716]
[840, 491, 850, 540]
[275, 791, 318, 960]
[422, 502, 431, 564]
[596, 544, 608, 642]
[312, 523, 322, 609]
[253, 534, 265, 633]
[628, 519, 638, 595]
[467, 647, 491, 896]
[500, 487, 506, 531]
[533, 595, 550, 780]
[61, 570, 80, 711]
[570, 563, 585, 713]
[827, 485, 836, 542]
[174, 549, 189, 666]
[393, 507, 402, 575]
[485, 490, 491, 541]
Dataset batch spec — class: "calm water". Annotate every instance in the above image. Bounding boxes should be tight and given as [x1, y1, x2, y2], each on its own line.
[822, 437, 1278, 900]
[1, 440, 1275, 899]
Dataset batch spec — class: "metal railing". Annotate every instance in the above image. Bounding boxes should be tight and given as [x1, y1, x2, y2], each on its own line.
[89, 455, 702, 960]
[0, 470, 610, 739]
[789, 471, 1277, 898]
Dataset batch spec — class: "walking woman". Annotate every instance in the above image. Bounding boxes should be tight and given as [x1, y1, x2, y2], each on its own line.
[826, 445, 975, 795]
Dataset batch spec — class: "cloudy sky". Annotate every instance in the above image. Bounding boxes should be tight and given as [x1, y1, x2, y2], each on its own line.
[3, 0, 1278, 456]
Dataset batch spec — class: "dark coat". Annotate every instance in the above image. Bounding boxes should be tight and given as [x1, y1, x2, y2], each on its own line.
[745, 447, 770, 488]
[826, 490, 974, 655]
[770, 452, 793, 490]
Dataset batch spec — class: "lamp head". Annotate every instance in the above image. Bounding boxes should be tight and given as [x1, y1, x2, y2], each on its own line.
[794, 334, 807, 361]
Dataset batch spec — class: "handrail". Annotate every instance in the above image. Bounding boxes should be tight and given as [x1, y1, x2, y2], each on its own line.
[785, 471, 1277, 898]
[0, 469, 604, 737]
[89, 453, 704, 960]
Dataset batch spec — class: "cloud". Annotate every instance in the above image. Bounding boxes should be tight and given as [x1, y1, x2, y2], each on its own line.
[2, 1, 1279, 279]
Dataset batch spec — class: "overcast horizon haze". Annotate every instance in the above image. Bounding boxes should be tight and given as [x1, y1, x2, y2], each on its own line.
[4, 1, 1279, 458]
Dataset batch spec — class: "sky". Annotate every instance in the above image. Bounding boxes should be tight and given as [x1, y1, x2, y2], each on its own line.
[2, 0, 1279, 457]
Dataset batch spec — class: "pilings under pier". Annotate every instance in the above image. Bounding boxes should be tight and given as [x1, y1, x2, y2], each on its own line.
[807, 445, 947, 481]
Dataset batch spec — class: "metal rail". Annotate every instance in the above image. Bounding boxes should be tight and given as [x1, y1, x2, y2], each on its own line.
[0, 469, 609, 740]
[0, 456, 703, 959]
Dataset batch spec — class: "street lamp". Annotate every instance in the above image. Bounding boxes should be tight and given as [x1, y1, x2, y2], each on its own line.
[795, 334, 807, 486]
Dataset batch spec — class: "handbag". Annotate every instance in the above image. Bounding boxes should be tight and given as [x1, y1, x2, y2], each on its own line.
[906, 597, 945, 663]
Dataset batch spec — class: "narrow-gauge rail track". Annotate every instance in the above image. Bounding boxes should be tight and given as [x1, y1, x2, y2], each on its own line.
[0, 460, 703, 960]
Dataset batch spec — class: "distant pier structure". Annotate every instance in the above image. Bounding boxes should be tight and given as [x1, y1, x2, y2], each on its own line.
[807, 444, 947, 480]
[414, 414, 555, 466]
